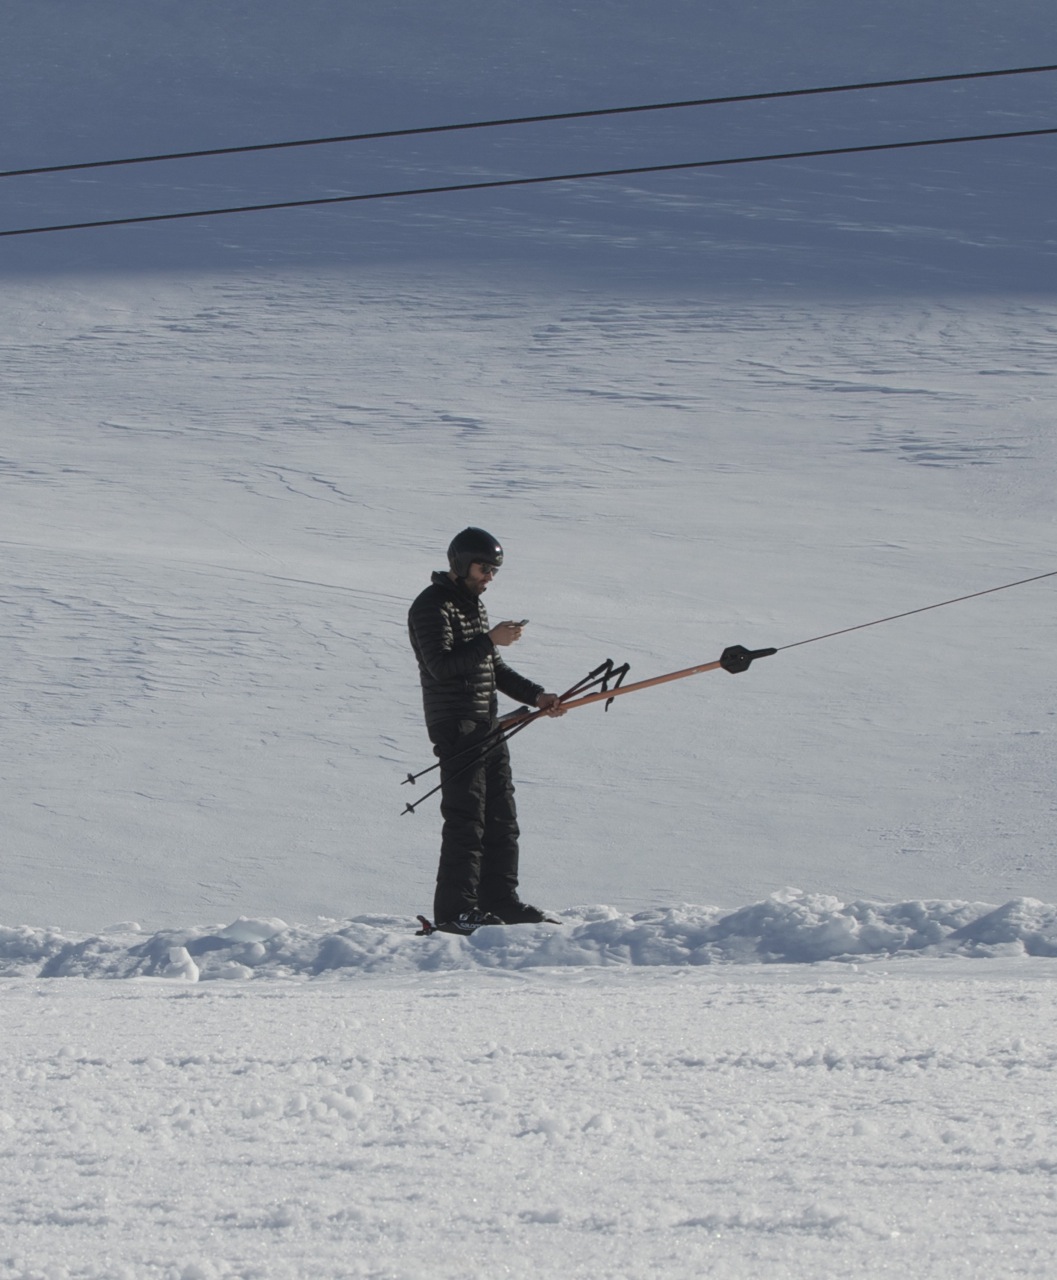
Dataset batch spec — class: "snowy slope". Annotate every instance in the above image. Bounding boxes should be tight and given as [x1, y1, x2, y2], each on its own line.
[2, 273, 1054, 929]
[2, 1, 1056, 924]
[2, 6, 1057, 1275]
[3, 1, 1057, 292]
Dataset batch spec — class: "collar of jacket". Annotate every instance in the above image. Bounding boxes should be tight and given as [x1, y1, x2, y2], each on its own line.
[431, 569, 480, 606]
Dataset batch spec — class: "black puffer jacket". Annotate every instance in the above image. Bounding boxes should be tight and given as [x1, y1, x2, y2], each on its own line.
[408, 571, 543, 727]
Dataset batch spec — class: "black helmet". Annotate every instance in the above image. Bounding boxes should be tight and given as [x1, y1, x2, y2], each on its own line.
[447, 527, 504, 578]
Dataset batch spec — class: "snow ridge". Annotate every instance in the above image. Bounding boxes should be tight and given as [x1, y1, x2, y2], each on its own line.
[6, 891, 1057, 980]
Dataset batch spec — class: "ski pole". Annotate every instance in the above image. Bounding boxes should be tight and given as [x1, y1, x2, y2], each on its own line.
[401, 658, 629, 814]
[402, 657, 625, 787]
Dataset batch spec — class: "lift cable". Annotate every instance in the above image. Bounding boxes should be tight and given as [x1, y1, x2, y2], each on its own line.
[777, 568, 1057, 653]
[2, 61, 1056, 180]
[2, 123, 1056, 239]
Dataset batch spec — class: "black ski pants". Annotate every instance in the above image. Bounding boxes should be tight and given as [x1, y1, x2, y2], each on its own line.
[427, 718, 520, 922]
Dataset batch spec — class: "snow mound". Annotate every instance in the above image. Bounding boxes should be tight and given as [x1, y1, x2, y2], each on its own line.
[5, 893, 1057, 980]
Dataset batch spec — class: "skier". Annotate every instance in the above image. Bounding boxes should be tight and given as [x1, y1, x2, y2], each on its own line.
[408, 527, 564, 934]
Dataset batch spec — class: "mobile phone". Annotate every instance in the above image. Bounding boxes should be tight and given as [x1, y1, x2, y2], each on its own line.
[517, 619, 529, 626]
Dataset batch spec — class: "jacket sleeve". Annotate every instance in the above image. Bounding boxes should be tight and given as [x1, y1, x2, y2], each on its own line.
[409, 592, 494, 681]
[494, 653, 545, 707]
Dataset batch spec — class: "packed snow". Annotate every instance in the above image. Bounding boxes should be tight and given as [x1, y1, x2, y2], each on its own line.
[5, 893, 1057, 983]
[5, 962, 1057, 1280]
[3, 2, 1057, 1276]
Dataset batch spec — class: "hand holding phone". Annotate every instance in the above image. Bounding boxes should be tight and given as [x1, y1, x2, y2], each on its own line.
[490, 619, 528, 647]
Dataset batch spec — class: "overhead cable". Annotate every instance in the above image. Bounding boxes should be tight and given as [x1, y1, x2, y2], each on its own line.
[401, 566, 1056, 798]
[777, 568, 1057, 653]
[2, 124, 1056, 239]
[2, 61, 1056, 179]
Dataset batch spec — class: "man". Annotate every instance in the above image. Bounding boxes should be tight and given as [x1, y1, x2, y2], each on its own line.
[408, 527, 564, 934]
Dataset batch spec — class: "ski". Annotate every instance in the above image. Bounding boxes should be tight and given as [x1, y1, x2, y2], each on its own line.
[414, 911, 561, 936]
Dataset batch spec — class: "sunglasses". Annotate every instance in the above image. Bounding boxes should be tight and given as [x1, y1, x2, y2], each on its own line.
[475, 562, 500, 577]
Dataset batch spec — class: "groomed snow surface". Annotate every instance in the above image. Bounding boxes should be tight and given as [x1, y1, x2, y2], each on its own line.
[5, 954, 1057, 1280]
[4, 900, 1057, 1278]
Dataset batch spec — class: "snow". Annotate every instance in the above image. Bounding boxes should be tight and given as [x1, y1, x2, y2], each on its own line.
[3, 2, 1057, 1275]
[6, 895, 1057, 982]
[4, 962, 1057, 1279]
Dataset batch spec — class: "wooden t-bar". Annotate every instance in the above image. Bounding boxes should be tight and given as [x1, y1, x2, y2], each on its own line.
[558, 657, 726, 712]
